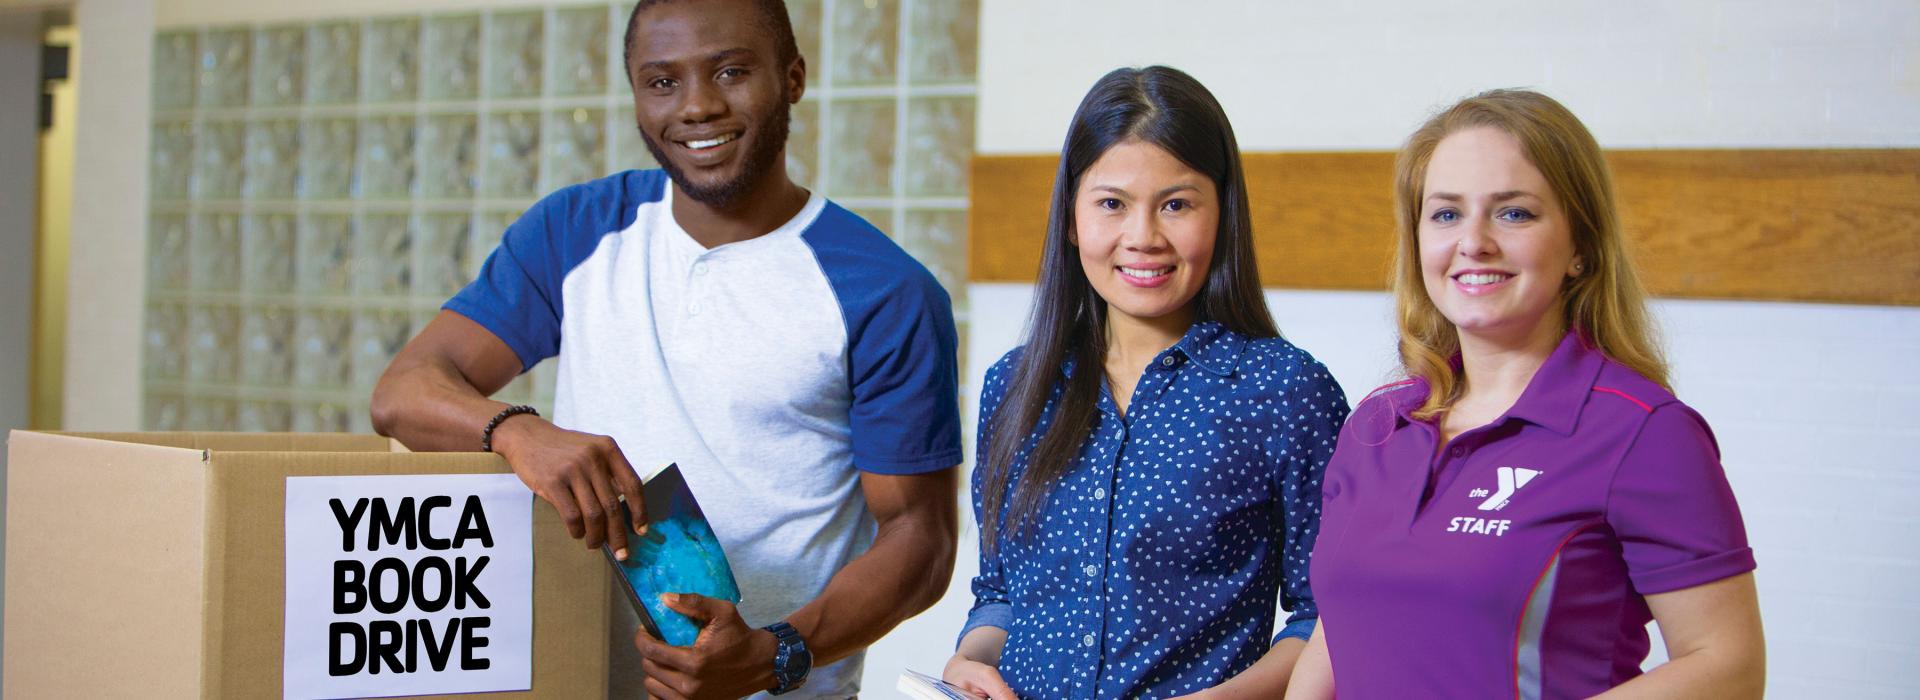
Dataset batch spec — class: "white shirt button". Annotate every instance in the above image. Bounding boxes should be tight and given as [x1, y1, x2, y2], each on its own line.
[687, 303, 701, 316]
[1160, 355, 1176, 367]
[693, 261, 708, 275]
[1093, 487, 1107, 500]
[1082, 634, 1096, 647]
[1083, 564, 1098, 576]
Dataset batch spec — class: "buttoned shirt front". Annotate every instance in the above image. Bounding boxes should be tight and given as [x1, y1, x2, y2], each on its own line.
[1311, 332, 1755, 699]
[965, 322, 1347, 699]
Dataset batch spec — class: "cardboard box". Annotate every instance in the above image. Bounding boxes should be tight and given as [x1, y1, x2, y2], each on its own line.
[4, 431, 610, 699]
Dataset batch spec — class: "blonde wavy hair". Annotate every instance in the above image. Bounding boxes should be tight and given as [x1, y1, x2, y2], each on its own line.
[1391, 89, 1668, 420]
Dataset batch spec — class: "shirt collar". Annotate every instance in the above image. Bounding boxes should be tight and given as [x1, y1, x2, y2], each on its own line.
[1175, 321, 1247, 376]
[1387, 330, 1603, 436]
[1059, 320, 1249, 377]
[1503, 330, 1606, 436]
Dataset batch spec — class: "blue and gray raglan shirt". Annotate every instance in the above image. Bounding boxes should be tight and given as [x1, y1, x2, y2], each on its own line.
[445, 169, 962, 698]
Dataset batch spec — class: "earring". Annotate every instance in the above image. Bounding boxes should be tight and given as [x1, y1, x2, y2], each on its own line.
[1573, 262, 1585, 274]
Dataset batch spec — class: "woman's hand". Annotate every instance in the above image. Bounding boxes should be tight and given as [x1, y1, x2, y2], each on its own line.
[943, 652, 1017, 700]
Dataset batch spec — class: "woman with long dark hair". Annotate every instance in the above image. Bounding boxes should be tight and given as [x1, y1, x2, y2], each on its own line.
[942, 66, 1348, 699]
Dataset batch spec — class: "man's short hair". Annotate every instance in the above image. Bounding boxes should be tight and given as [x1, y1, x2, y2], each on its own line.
[622, 0, 800, 84]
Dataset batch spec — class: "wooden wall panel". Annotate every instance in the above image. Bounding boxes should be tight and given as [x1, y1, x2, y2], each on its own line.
[969, 149, 1920, 306]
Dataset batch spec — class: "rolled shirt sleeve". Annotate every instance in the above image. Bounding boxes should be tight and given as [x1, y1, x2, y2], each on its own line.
[1606, 403, 1756, 595]
[1269, 357, 1347, 643]
[959, 352, 1018, 647]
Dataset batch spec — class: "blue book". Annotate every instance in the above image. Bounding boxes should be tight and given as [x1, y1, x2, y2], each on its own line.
[601, 464, 742, 647]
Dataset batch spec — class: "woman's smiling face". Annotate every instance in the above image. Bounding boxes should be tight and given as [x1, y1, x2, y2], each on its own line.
[1073, 139, 1219, 328]
[1418, 126, 1582, 344]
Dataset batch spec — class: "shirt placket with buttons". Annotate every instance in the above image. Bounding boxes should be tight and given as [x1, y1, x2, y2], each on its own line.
[1409, 420, 1498, 526]
[1074, 348, 1184, 699]
[1074, 395, 1121, 698]
[685, 255, 711, 317]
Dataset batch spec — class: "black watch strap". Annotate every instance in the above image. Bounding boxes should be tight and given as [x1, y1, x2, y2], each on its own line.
[764, 621, 811, 695]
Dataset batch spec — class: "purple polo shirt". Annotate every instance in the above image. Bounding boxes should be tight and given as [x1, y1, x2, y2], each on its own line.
[1310, 332, 1754, 699]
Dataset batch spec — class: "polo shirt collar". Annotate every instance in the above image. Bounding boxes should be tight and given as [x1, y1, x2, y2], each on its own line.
[1176, 321, 1247, 376]
[1386, 330, 1603, 436]
[1502, 330, 1606, 436]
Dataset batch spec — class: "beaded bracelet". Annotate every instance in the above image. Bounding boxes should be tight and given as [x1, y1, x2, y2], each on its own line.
[481, 404, 539, 453]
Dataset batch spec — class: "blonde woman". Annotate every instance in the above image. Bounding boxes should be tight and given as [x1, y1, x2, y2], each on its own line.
[1286, 90, 1764, 699]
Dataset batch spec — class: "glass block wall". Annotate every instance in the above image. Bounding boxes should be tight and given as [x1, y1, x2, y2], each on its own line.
[144, 0, 978, 432]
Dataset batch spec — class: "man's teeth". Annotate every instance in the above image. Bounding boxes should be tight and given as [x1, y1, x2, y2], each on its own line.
[1119, 267, 1169, 279]
[683, 133, 737, 149]
[1458, 273, 1510, 285]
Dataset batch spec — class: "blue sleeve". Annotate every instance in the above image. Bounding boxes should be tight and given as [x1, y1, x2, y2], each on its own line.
[959, 351, 1019, 647]
[805, 207, 964, 474]
[442, 173, 652, 372]
[1268, 353, 1349, 643]
[849, 276, 962, 473]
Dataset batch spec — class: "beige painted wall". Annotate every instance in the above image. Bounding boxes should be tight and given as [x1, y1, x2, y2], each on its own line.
[2, 11, 41, 450]
[34, 23, 73, 430]
[61, 0, 150, 430]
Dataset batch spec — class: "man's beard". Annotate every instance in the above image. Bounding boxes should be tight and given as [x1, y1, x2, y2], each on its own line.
[641, 99, 792, 210]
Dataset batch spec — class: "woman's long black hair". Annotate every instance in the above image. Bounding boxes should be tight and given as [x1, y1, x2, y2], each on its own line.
[979, 65, 1278, 554]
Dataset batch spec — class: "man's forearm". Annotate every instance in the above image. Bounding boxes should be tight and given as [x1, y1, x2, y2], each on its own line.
[782, 497, 958, 667]
[370, 356, 514, 452]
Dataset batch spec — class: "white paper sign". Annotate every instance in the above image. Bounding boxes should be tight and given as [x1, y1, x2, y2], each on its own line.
[283, 474, 532, 699]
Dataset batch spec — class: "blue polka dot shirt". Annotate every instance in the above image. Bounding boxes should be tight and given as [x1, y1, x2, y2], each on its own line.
[963, 321, 1349, 699]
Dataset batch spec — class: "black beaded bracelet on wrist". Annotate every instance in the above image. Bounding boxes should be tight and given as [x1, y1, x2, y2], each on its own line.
[481, 404, 539, 453]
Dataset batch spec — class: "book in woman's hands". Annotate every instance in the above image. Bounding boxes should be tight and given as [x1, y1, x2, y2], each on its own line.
[601, 464, 741, 647]
[897, 670, 986, 700]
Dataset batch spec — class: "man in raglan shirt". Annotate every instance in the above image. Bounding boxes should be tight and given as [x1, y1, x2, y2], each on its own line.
[369, 0, 962, 697]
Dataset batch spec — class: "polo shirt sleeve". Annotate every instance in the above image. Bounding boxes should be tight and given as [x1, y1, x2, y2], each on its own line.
[1268, 356, 1349, 643]
[959, 352, 1019, 646]
[1606, 403, 1756, 595]
[843, 273, 963, 475]
[442, 193, 571, 373]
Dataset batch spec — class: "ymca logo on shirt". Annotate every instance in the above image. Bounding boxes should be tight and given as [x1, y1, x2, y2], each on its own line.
[1447, 467, 1542, 537]
[1471, 466, 1542, 511]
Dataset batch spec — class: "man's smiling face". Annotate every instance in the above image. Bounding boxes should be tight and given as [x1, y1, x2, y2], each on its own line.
[626, 0, 803, 208]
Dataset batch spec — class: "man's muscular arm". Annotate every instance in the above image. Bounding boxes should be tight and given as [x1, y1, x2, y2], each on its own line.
[786, 467, 960, 664]
[370, 310, 648, 556]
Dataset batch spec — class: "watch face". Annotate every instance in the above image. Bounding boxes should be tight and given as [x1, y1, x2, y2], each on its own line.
[780, 640, 810, 676]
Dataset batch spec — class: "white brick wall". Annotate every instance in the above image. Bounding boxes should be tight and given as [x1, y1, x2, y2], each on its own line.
[977, 0, 1920, 150]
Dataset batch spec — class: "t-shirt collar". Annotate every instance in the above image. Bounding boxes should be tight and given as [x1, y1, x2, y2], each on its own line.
[658, 183, 827, 255]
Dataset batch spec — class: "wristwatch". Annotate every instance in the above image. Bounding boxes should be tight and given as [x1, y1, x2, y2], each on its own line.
[764, 621, 812, 695]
